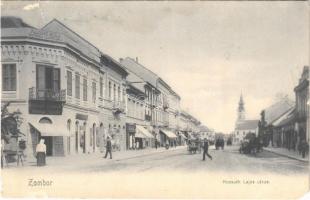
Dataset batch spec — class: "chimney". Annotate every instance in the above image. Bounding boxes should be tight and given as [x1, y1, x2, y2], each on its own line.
[136, 57, 138, 63]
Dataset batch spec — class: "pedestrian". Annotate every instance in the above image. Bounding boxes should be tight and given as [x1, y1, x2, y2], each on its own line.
[36, 139, 46, 166]
[301, 139, 308, 158]
[202, 138, 212, 161]
[104, 136, 112, 159]
[155, 139, 158, 149]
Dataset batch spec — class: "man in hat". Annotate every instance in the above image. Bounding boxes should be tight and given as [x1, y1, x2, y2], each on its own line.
[202, 138, 212, 161]
[104, 136, 112, 159]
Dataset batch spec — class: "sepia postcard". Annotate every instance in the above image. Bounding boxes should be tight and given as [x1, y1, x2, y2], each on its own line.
[1, 1, 309, 199]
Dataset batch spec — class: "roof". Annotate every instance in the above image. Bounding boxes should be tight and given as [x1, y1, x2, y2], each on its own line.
[126, 71, 146, 94]
[273, 108, 296, 127]
[263, 99, 294, 125]
[120, 57, 159, 87]
[42, 19, 101, 63]
[235, 120, 259, 130]
[100, 54, 128, 77]
[1, 16, 34, 28]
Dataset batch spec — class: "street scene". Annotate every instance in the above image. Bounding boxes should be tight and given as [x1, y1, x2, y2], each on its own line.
[1, 1, 309, 199]
[4, 146, 308, 174]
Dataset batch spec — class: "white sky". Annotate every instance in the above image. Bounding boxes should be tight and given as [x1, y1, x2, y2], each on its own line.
[1, 1, 309, 133]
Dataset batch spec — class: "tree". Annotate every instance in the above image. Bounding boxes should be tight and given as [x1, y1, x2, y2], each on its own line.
[1, 102, 24, 144]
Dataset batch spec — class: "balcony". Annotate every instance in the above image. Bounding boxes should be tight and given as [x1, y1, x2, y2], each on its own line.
[145, 114, 152, 121]
[163, 99, 169, 110]
[112, 101, 126, 114]
[28, 87, 66, 115]
[29, 87, 66, 102]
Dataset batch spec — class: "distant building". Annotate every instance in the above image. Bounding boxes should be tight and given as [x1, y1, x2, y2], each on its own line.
[234, 94, 259, 143]
[259, 98, 295, 147]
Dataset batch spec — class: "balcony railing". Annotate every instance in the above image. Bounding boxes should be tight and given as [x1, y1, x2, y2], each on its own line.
[163, 99, 169, 109]
[112, 101, 126, 114]
[145, 114, 152, 121]
[29, 87, 66, 102]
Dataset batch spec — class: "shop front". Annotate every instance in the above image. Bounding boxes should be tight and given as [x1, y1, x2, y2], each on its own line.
[160, 129, 178, 147]
[28, 118, 70, 156]
[126, 123, 136, 150]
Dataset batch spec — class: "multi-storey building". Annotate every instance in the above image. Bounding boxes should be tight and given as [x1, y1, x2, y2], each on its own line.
[1, 17, 128, 158]
[125, 70, 154, 150]
[294, 66, 309, 142]
[120, 57, 179, 147]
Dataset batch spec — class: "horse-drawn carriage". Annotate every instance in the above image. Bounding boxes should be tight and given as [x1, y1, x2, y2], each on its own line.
[239, 133, 263, 155]
[187, 139, 202, 154]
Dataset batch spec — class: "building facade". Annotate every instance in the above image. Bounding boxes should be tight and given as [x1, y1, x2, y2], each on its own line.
[294, 66, 309, 142]
[234, 94, 259, 143]
[1, 17, 128, 158]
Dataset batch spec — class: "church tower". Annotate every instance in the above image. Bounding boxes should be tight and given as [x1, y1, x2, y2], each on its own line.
[237, 94, 245, 121]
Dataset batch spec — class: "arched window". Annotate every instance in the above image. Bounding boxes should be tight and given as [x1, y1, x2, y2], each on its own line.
[91, 123, 96, 146]
[67, 119, 71, 131]
[39, 117, 52, 124]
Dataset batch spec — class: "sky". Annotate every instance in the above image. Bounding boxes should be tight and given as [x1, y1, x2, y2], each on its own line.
[1, 1, 309, 133]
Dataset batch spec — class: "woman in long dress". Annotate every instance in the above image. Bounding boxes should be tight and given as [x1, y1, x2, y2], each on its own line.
[36, 139, 46, 166]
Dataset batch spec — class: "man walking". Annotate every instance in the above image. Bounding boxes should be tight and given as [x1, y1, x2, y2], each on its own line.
[202, 138, 212, 161]
[104, 136, 112, 159]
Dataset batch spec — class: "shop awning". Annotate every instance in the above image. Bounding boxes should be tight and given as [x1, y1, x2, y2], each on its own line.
[134, 131, 146, 138]
[160, 130, 178, 138]
[136, 125, 154, 138]
[29, 121, 70, 137]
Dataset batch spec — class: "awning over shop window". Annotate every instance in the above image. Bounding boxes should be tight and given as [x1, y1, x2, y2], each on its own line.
[29, 121, 70, 137]
[160, 130, 178, 138]
[136, 125, 154, 138]
[135, 131, 147, 138]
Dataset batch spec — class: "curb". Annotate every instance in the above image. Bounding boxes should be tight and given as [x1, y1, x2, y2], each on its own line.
[263, 148, 309, 163]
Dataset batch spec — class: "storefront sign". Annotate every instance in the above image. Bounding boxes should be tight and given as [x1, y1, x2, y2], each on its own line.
[76, 114, 88, 121]
[126, 124, 136, 133]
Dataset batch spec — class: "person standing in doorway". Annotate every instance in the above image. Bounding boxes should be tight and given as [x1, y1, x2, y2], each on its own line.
[155, 139, 158, 150]
[202, 138, 212, 161]
[104, 136, 112, 159]
[36, 139, 46, 166]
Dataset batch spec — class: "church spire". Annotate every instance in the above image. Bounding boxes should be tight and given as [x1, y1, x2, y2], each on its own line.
[237, 94, 245, 121]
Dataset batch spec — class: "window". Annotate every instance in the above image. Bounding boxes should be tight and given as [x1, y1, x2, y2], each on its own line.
[67, 119, 71, 131]
[108, 81, 111, 99]
[75, 73, 80, 99]
[92, 82, 96, 103]
[83, 78, 87, 101]
[118, 86, 121, 102]
[100, 77, 103, 97]
[113, 84, 116, 101]
[67, 71, 72, 96]
[36, 65, 60, 91]
[2, 64, 16, 91]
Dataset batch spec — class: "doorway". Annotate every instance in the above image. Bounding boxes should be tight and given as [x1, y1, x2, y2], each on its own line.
[93, 124, 96, 153]
[75, 121, 79, 153]
[41, 136, 53, 156]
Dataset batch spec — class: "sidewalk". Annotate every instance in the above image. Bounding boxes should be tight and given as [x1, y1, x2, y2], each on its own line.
[264, 147, 309, 162]
[4, 145, 187, 169]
